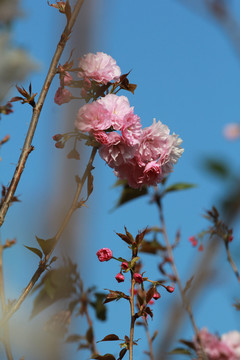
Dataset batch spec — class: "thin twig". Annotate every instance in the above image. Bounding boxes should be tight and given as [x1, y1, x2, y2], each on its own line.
[129, 272, 136, 360]
[0, 237, 13, 360]
[225, 244, 240, 283]
[0, 146, 98, 328]
[154, 193, 207, 360]
[85, 307, 98, 355]
[0, 0, 85, 228]
[144, 319, 154, 360]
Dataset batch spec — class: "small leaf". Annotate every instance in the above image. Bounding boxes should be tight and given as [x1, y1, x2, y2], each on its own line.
[165, 183, 197, 194]
[183, 276, 194, 294]
[151, 330, 158, 342]
[130, 257, 140, 268]
[97, 334, 120, 343]
[24, 245, 43, 259]
[36, 236, 57, 257]
[146, 286, 155, 304]
[116, 232, 132, 245]
[203, 158, 230, 179]
[91, 354, 116, 360]
[233, 299, 240, 311]
[118, 348, 127, 360]
[87, 172, 94, 199]
[49, 256, 58, 265]
[168, 347, 192, 355]
[86, 327, 94, 344]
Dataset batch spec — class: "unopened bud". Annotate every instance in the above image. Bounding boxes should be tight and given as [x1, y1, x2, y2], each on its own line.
[55, 141, 64, 149]
[52, 134, 63, 141]
[166, 286, 175, 293]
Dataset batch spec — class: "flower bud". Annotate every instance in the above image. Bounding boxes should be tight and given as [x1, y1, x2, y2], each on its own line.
[153, 290, 161, 300]
[96, 248, 113, 262]
[166, 286, 175, 293]
[121, 261, 129, 270]
[133, 273, 143, 284]
[52, 134, 63, 141]
[115, 273, 125, 283]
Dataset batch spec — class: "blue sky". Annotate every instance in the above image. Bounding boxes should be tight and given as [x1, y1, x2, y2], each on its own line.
[1, 0, 240, 359]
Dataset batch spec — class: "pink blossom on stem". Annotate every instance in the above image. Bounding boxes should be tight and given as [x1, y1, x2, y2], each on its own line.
[99, 133, 136, 168]
[96, 248, 113, 262]
[133, 273, 143, 284]
[115, 273, 125, 283]
[75, 101, 111, 132]
[92, 131, 110, 145]
[98, 94, 133, 131]
[121, 112, 142, 146]
[78, 52, 121, 84]
[54, 87, 72, 105]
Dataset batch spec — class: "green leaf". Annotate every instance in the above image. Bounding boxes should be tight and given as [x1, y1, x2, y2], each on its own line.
[36, 236, 57, 257]
[130, 256, 140, 268]
[90, 293, 107, 321]
[24, 245, 42, 259]
[203, 158, 231, 179]
[112, 181, 148, 210]
[165, 183, 197, 194]
[168, 347, 192, 356]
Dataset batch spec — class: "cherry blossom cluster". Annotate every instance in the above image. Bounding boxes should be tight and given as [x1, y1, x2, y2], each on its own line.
[54, 51, 184, 188]
[194, 328, 240, 360]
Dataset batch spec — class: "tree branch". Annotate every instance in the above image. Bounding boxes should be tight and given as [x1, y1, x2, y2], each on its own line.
[0, 0, 85, 228]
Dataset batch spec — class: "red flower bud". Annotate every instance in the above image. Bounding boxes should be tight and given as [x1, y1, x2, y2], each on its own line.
[166, 286, 175, 293]
[189, 236, 198, 247]
[153, 290, 161, 300]
[121, 261, 129, 270]
[115, 273, 125, 283]
[133, 273, 143, 284]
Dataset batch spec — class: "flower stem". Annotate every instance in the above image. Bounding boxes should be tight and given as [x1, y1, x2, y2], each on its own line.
[0, 146, 97, 328]
[0, 237, 13, 360]
[154, 192, 207, 359]
[129, 272, 136, 360]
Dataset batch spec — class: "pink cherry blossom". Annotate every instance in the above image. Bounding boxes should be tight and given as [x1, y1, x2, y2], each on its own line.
[96, 248, 113, 262]
[194, 328, 236, 360]
[75, 101, 111, 132]
[98, 94, 133, 130]
[99, 133, 136, 168]
[78, 52, 121, 85]
[121, 112, 142, 146]
[54, 87, 72, 105]
[221, 331, 240, 359]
